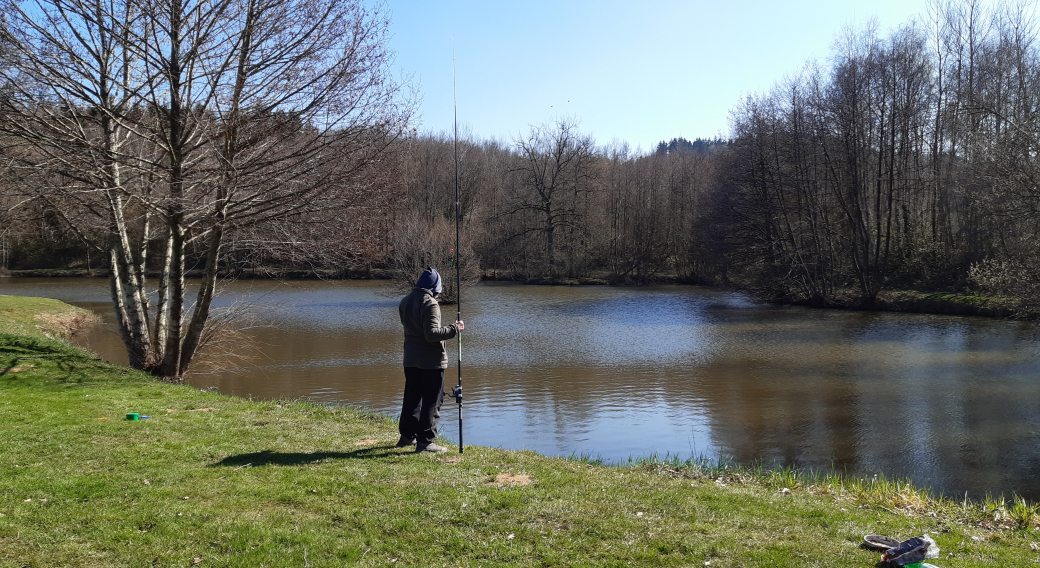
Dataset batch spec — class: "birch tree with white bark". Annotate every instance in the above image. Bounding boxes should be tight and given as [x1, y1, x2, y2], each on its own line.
[0, 0, 410, 377]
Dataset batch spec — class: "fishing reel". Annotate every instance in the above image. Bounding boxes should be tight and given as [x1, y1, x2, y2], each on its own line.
[452, 384, 462, 404]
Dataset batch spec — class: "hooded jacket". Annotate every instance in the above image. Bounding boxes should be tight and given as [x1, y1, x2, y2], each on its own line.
[399, 286, 458, 369]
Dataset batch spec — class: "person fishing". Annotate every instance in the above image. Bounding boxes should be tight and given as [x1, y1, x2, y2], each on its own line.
[397, 266, 464, 453]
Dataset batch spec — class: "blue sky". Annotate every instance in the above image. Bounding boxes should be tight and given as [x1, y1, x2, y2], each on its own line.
[382, 0, 933, 152]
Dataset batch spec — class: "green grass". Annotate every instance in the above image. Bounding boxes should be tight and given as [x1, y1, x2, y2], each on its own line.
[0, 295, 96, 339]
[1, 296, 1039, 567]
[878, 290, 1021, 317]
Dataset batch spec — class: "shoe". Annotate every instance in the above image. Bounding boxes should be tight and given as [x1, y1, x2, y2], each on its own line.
[396, 436, 416, 448]
[416, 443, 448, 453]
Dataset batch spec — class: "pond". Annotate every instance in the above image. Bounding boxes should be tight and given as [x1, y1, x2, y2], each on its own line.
[4, 277, 1040, 500]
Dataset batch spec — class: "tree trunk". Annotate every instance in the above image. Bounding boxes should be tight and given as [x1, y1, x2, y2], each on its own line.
[178, 224, 223, 376]
[159, 222, 185, 378]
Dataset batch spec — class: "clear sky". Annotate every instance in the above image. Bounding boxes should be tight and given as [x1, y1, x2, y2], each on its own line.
[382, 0, 934, 152]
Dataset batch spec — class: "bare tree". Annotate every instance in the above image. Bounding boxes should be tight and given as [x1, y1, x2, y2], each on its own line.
[389, 131, 488, 300]
[384, 210, 479, 303]
[602, 150, 676, 282]
[0, 0, 411, 377]
[507, 118, 596, 279]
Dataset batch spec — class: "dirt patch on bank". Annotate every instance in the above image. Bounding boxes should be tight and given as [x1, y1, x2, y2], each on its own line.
[491, 473, 533, 486]
[34, 310, 96, 338]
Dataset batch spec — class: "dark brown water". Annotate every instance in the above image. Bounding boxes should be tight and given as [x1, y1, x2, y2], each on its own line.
[4, 277, 1040, 500]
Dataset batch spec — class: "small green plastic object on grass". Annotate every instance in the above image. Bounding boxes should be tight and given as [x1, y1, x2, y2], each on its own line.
[126, 413, 139, 421]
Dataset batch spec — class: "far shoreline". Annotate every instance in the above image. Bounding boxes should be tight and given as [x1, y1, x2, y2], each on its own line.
[1, 268, 1026, 320]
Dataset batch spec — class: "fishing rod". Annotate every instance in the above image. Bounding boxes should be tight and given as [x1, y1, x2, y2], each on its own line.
[451, 42, 464, 454]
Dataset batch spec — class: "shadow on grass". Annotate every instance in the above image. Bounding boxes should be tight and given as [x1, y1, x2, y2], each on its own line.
[212, 446, 404, 467]
[0, 333, 103, 383]
[0, 333, 84, 357]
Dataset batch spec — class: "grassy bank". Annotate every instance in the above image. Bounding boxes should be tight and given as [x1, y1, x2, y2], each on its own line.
[1, 296, 1038, 567]
[875, 290, 1022, 318]
[781, 289, 1023, 319]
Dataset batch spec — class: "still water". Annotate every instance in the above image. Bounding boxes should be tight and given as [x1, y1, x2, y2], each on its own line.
[4, 277, 1040, 500]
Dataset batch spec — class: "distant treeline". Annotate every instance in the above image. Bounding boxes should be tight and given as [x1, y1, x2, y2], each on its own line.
[389, 0, 1040, 310]
[4, 0, 1039, 311]
[716, 0, 1040, 307]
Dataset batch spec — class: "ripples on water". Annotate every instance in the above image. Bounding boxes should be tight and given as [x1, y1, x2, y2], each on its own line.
[3, 277, 1040, 500]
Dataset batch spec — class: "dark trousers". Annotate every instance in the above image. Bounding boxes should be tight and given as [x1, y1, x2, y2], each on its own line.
[399, 367, 445, 446]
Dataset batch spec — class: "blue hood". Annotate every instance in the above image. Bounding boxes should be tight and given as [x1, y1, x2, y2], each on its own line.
[415, 267, 442, 294]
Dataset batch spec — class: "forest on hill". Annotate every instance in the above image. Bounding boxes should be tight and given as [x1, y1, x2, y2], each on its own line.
[2, 0, 1039, 313]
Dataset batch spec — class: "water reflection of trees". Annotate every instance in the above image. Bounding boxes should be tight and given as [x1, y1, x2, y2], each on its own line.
[693, 316, 1040, 500]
